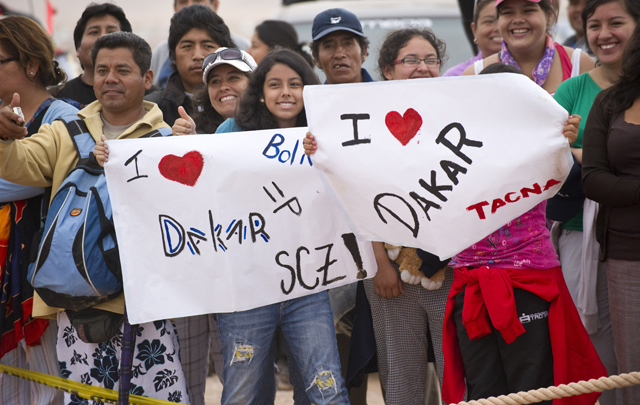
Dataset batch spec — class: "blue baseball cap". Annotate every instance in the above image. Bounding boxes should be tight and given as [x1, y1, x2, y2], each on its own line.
[312, 8, 364, 41]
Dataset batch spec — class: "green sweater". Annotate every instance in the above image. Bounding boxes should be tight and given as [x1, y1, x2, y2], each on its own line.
[553, 73, 603, 231]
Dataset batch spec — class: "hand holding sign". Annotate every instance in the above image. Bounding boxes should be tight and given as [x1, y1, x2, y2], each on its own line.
[94, 135, 109, 167]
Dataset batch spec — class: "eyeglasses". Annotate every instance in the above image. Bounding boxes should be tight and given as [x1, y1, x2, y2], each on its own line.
[393, 58, 440, 67]
[203, 48, 252, 71]
[0, 57, 18, 66]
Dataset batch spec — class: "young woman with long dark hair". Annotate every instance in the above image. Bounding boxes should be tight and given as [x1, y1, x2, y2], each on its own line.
[214, 48, 349, 405]
[552, 2, 639, 403]
[582, 22, 640, 405]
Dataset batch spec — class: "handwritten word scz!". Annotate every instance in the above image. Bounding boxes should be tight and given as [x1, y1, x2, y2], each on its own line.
[275, 233, 366, 295]
[159, 212, 269, 257]
[263, 134, 313, 166]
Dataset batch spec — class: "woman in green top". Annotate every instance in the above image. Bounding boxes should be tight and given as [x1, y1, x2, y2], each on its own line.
[552, 1, 639, 404]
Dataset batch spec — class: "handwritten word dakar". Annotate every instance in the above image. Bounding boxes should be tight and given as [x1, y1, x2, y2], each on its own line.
[340, 114, 483, 238]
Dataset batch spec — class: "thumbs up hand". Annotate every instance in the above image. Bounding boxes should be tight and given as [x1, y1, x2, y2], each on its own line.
[172, 106, 197, 136]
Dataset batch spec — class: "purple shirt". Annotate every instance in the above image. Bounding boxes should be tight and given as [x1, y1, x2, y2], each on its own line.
[450, 202, 560, 270]
[443, 52, 483, 77]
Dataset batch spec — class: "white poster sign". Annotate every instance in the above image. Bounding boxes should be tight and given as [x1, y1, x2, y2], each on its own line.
[303, 74, 573, 259]
[105, 128, 375, 325]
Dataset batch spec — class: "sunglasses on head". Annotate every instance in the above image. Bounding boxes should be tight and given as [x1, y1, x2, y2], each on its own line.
[203, 48, 251, 70]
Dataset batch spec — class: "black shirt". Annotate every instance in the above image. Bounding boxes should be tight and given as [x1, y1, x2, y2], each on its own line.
[56, 76, 96, 108]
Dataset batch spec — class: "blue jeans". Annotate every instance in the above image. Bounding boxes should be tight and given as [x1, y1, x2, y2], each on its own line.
[215, 291, 350, 405]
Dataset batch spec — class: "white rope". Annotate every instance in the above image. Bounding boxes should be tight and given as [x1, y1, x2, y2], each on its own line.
[452, 371, 640, 405]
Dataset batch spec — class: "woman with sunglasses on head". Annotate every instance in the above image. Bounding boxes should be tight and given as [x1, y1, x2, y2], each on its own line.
[462, 0, 595, 94]
[213, 48, 349, 405]
[582, 22, 640, 405]
[169, 47, 258, 405]
[551, 2, 639, 404]
[444, 0, 502, 76]
[172, 47, 257, 136]
[0, 16, 77, 405]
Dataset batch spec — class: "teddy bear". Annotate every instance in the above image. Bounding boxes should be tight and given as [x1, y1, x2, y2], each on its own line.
[383, 243, 448, 290]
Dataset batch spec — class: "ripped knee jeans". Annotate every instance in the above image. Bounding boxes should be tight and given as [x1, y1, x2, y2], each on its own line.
[215, 291, 349, 405]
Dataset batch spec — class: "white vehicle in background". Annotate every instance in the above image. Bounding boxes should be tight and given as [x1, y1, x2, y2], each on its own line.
[274, 0, 474, 81]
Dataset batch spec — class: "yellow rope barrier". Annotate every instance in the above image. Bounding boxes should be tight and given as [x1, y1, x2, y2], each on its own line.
[0, 364, 179, 405]
[452, 372, 640, 405]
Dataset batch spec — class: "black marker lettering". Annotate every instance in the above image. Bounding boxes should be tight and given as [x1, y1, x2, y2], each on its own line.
[440, 160, 468, 186]
[125, 150, 148, 182]
[315, 243, 344, 285]
[436, 123, 483, 164]
[419, 171, 452, 202]
[296, 246, 319, 290]
[341, 113, 371, 147]
[410, 192, 442, 222]
[276, 251, 296, 295]
[373, 193, 420, 238]
[249, 212, 270, 243]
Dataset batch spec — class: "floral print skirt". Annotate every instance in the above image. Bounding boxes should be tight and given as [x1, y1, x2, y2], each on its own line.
[56, 311, 189, 404]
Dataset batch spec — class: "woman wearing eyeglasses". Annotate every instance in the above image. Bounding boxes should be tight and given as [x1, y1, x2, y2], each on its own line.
[0, 16, 77, 405]
[172, 47, 257, 136]
[372, 28, 452, 404]
[462, 0, 595, 94]
[304, 27, 451, 404]
[168, 47, 258, 405]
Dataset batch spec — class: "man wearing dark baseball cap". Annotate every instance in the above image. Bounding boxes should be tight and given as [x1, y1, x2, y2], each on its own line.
[310, 8, 373, 85]
[308, 9, 374, 404]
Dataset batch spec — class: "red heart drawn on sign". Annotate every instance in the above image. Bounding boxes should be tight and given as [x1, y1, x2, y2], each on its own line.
[385, 108, 423, 146]
[158, 151, 204, 187]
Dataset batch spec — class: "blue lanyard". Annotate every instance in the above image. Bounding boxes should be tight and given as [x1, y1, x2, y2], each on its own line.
[26, 97, 55, 128]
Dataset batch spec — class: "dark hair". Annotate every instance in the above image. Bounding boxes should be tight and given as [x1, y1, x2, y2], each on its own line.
[91, 31, 152, 74]
[0, 16, 67, 87]
[235, 48, 320, 131]
[582, 0, 640, 52]
[310, 32, 370, 62]
[255, 20, 315, 68]
[497, 0, 557, 23]
[73, 3, 132, 50]
[377, 28, 447, 81]
[168, 4, 235, 62]
[194, 70, 252, 133]
[600, 22, 640, 114]
[479, 62, 524, 74]
[474, 0, 497, 24]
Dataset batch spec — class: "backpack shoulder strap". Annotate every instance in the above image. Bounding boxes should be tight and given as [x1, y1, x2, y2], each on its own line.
[57, 115, 95, 159]
[142, 127, 172, 138]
